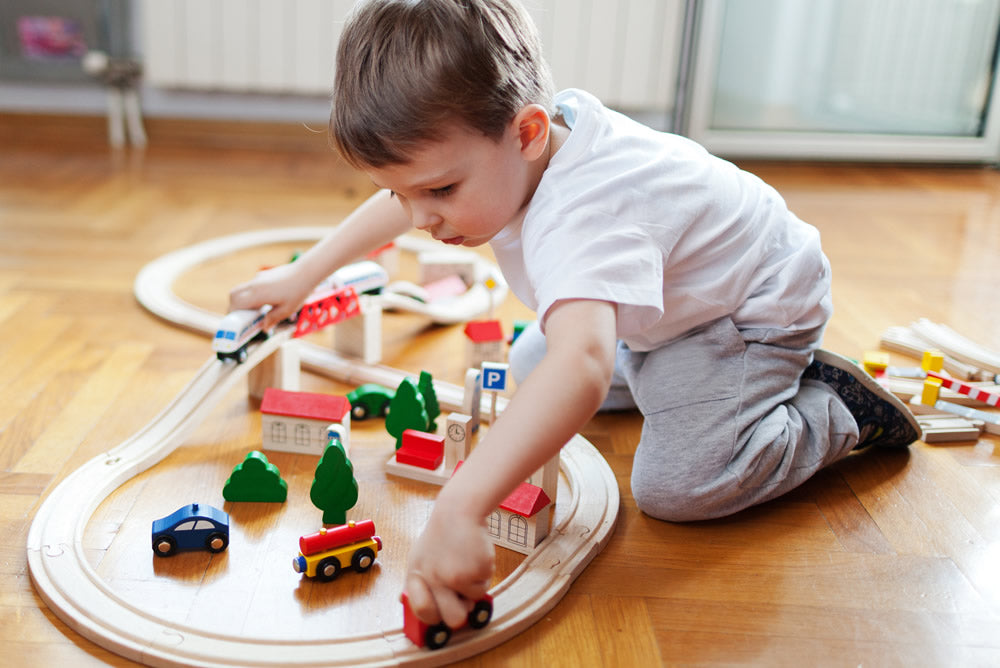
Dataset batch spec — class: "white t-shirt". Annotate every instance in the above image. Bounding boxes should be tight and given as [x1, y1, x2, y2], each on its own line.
[489, 89, 832, 352]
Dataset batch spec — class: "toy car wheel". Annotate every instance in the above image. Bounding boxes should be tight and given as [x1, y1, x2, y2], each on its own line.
[468, 599, 493, 629]
[351, 547, 376, 572]
[316, 556, 342, 581]
[351, 403, 369, 420]
[378, 401, 390, 417]
[424, 623, 451, 650]
[153, 535, 177, 557]
[236, 347, 248, 364]
[205, 532, 229, 553]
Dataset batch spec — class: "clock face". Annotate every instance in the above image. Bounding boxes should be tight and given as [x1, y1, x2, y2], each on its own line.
[448, 423, 466, 441]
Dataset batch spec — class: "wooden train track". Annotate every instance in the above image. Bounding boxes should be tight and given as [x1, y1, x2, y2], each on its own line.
[27, 229, 620, 667]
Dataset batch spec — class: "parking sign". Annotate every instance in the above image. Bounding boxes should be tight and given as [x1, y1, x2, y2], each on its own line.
[480, 362, 509, 392]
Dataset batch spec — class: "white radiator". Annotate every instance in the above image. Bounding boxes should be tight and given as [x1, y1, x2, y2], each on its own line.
[140, 0, 683, 112]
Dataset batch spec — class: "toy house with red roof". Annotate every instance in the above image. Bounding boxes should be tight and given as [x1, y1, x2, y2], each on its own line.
[488, 481, 552, 554]
[463, 319, 505, 369]
[261, 388, 350, 456]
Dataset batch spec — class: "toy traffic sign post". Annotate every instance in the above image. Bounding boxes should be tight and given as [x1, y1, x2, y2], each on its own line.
[481, 362, 509, 425]
[485, 277, 498, 318]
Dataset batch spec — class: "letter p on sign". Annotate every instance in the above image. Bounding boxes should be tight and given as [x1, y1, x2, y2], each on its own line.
[481, 362, 509, 392]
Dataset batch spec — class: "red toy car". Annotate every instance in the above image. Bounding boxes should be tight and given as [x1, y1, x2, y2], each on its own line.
[401, 591, 494, 650]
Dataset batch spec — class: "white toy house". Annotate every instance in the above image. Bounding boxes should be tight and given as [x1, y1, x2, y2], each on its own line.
[488, 482, 552, 554]
[260, 388, 350, 456]
[463, 320, 505, 370]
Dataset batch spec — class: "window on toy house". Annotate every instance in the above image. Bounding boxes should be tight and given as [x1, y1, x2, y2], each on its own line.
[271, 422, 287, 444]
[507, 516, 528, 546]
[295, 424, 310, 447]
[487, 511, 501, 537]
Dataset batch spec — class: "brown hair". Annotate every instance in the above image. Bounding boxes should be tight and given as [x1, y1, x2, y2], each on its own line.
[330, 0, 555, 168]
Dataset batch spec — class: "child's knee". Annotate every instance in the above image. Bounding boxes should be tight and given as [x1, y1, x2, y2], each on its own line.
[633, 487, 703, 522]
[631, 471, 729, 522]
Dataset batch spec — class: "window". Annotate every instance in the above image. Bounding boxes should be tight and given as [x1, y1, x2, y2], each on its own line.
[507, 516, 528, 546]
[487, 511, 501, 537]
[271, 422, 286, 444]
[295, 424, 310, 447]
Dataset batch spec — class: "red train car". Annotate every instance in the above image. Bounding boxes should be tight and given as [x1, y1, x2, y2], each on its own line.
[401, 592, 494, 650]
[293, 520, 381, 581]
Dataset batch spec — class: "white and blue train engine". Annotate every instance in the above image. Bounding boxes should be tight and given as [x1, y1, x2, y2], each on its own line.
[213, 307, 271, 363]
[320, 260, 389, 295]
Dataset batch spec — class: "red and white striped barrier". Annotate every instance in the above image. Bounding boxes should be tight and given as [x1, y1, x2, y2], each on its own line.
[926, 370, 1000, 408]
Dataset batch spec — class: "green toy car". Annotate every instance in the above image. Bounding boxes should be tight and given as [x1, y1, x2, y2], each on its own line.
[346, 383, 394, 420]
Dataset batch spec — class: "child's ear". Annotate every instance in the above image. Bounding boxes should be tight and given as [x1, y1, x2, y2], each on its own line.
[514, 104, 550, 161]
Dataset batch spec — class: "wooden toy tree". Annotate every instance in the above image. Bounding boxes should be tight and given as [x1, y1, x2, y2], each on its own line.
[386, 378, 429, 449]
[417, 370, 441, 431]
[310, 438, 358, 525]
[223, 450, 288, 502]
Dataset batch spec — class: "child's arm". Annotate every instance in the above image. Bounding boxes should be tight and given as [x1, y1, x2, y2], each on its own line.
[404, 298, 618, 628]
[228, 189, 410, 327]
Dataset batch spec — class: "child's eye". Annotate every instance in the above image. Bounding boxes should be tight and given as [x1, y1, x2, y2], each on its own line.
[430, 184, 455, 198]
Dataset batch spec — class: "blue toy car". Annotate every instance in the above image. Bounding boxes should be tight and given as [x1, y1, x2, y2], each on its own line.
[151, 503, 230, 557]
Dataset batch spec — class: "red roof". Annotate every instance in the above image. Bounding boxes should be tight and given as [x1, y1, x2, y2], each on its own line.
[463, 320, 504, 343]
[261, 388, 349, 422]
[499, 482, 551, 518]
[451, 462, 551, 517]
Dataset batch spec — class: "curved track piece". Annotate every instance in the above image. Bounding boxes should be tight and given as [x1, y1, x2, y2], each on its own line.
[133, 227, 509, 331]
[28, 229, 620, 666]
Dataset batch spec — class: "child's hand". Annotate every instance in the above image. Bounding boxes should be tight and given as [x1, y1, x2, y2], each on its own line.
[228, 262, 316, 329]
[404, 500, 494, 629]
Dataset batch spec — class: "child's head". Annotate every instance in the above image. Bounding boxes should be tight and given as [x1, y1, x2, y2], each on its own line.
[331, 0, 555, 169]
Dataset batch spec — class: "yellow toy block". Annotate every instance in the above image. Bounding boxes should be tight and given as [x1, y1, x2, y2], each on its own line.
[862, 351, 890, 376]
[921, 350, 944, 372]
[921, 377, 942, 405]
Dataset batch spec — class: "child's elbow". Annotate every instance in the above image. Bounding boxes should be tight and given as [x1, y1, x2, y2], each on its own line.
[576, 338, 616, 411]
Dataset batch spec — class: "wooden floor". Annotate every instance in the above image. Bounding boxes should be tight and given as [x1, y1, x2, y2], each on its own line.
[3, 115, 1000, 666]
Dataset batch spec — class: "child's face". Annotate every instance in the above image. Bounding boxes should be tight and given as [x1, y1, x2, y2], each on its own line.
[366, 120, 543, 248]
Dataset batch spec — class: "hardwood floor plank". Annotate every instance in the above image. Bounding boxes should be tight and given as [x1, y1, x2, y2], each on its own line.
[838, 451, 943, 556]
[578, 551, 991, 615]
[590, 594, 663, 666]
[14, 342, 153, 475]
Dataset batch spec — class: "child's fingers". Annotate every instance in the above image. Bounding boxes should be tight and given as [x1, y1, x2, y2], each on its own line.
[228, 283, 262, 311]
[454, 577, 490, 604]
[263, 304, 295, 330]
[429, 582, 472, 630]
[404, 572, 441, 624]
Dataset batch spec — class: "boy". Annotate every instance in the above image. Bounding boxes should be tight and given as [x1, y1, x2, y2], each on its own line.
[229, 0, 920, 629]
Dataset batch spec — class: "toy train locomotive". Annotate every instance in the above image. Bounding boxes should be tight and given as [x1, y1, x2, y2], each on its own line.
[401, 592, 494, 650]
[292, 519, 382, 581]
[213, 260, 388, 362]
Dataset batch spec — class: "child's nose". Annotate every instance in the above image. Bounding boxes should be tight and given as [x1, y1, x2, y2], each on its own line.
[412, 207, 442, 231]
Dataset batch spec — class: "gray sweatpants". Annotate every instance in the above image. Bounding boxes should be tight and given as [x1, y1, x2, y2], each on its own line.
[509, 317, 859, 522]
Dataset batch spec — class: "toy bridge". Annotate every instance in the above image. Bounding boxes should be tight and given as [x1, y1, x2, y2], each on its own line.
[293, 286, 361, 338]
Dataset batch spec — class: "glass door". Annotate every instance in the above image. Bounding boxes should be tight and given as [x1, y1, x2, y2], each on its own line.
[680, 0, 1000, 162]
